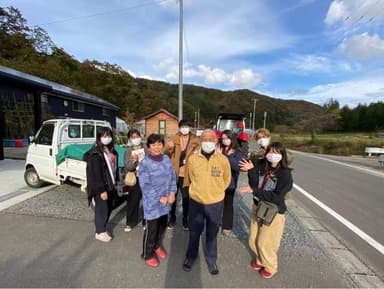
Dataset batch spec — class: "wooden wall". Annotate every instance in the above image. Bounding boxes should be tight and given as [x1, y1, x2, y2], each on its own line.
[145, 111, 178, 137]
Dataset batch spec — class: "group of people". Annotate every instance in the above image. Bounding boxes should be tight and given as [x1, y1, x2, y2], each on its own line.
[84, 121, 293, 279]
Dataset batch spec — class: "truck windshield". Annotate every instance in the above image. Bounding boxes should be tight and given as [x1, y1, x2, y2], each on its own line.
[218, 119, 241, 134]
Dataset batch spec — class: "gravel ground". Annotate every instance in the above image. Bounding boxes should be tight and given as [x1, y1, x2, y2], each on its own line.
[4, 171, 324, 252]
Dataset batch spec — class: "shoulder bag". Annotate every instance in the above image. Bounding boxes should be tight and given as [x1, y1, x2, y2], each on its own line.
[255, 200, 279, 226]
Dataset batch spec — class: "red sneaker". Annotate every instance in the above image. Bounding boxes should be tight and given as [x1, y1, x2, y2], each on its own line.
[250, 260, 263, 271]
[154, 247, 167, 259]
[260, 269, 273, 279]
[145, 257, 159, 267]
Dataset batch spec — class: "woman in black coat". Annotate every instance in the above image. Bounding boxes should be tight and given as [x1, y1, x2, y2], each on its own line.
[84, 127, 119, 242]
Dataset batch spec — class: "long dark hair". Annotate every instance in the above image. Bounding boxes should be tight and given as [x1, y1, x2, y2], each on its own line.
[220, 129, 239, 150]
[96, 126, 114, 152]
[265, 142, 289, 169]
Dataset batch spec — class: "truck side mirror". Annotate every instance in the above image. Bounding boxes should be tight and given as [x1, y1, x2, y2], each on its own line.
[29, 135, 35, 143]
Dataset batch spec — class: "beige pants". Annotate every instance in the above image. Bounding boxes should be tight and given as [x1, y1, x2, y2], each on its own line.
[248, 204, 285, 275]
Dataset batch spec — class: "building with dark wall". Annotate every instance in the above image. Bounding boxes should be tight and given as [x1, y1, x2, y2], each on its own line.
[0, 65, 119, 160]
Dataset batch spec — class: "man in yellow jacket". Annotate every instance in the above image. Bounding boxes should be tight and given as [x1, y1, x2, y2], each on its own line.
[182, 129, 231, 275]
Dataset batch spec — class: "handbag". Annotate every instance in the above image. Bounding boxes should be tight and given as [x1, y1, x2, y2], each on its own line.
[255, 201, 278, 226]
[124, 171, 137, 186]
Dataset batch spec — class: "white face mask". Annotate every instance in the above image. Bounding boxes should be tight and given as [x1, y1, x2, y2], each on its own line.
[131, 137, 141, 146]
[201, 142, 216, 153]
[222, 138, 231, 147]
[101, 136, 112, 146]
[266, 153, 282, 165]
[180, 127, 190, 135]
[257, 137, 270, 148]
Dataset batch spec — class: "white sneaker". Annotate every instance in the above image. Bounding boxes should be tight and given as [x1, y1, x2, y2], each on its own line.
[222, 229, 233, 237]
[95, 232, 112, 242]
[124, 226, 132, 233]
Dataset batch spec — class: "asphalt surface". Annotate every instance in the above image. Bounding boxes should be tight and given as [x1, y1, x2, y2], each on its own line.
[291, 151, 384, 281]
[1, 178, 354, 288]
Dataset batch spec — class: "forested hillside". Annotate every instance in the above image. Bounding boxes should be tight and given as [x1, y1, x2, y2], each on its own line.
[1, 6, 383, 132]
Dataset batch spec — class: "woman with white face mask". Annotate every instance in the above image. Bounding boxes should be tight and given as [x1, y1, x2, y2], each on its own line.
[241, 127, 293, 172]
[219, 130, 243, 236]
[84, 127, 119, 242]
[239, 142, 293, 279]
[253, 128, 271, 161]
[165, 119, 200, 230]
[123, 129, 148, 232]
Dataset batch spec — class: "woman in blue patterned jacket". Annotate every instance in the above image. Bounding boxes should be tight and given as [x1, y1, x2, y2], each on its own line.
[139, 133, 177, 268]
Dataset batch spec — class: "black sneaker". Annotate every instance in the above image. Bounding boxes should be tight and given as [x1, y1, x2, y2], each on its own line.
[167, 220, 175, 229]
[182, 220, 188, 231]
[207, 263, 219, 275]
[182, 258, 194, 272]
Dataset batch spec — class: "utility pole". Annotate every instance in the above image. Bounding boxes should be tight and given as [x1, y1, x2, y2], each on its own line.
[252, 98, 257, 130]
[249, 112, 252, 128]
[197, 107, 200, 129]
[178, 0, 183, 120]
[263, 111, 267, 128]
[0, 97, 4, 160]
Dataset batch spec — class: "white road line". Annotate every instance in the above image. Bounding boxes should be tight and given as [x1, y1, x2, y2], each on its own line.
[0, 185, 56, 211]
[294, 183, 384, 256]
[292, 151, 384, 178]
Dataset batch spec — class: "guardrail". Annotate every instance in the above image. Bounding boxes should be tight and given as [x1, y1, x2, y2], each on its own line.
[364, 147, 384, 157]
[379, 155, 384, 166]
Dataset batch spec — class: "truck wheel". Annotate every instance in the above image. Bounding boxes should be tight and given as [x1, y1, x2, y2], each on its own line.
[24, 167, 44, 188]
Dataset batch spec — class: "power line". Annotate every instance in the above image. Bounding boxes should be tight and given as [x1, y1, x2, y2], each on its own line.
[34, 0, 172, 27]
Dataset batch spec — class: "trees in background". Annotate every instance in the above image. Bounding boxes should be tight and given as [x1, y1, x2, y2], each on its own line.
[341, 102, 384, 132]
[1, 6, 383, 133]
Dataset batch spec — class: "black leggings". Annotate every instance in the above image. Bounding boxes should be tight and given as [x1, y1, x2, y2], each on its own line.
[222, 187, 235, 230]
[142, 215, 168, 260]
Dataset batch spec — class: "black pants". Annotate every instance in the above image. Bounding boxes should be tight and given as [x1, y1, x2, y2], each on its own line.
[142, 214, 168, 260]
[185, 199, 223, 265]
[125, 180, 142, 227]
[169, 177, 189, 226]
[94, 193, 113, 234]
[222, 187, 236, 230]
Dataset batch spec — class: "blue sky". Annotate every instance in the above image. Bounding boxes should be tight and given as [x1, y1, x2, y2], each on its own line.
[2, 0, 384, 107]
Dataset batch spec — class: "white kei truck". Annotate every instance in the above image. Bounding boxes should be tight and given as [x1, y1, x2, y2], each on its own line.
[24, 118, 125, 192]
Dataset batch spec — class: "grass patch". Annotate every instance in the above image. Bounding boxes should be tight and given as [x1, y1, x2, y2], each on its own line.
[274, 133, 384, 156]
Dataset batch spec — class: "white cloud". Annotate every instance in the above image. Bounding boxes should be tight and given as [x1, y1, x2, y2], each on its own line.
[154, 58, 262, 88]
[325, 0, 384, 27]
[325, 0, 348, 26]
[278, 75, 384, 107]
[337, 33, 384, 59]
[282, 54, 358, 74]
[229, 69, 262, 88]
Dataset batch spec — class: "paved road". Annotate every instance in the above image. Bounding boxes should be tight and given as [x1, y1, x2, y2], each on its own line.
[0, 175, 354, 287]
[290, 151, 384, 280]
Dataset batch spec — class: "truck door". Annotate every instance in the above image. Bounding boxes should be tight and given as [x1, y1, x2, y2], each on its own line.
[29, 122, 57, 183]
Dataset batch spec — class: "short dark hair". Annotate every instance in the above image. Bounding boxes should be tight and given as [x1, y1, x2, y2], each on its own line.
[127, 128, 140, 138]
[146, 133, 165, 147]
[178, 119, 192, 127]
